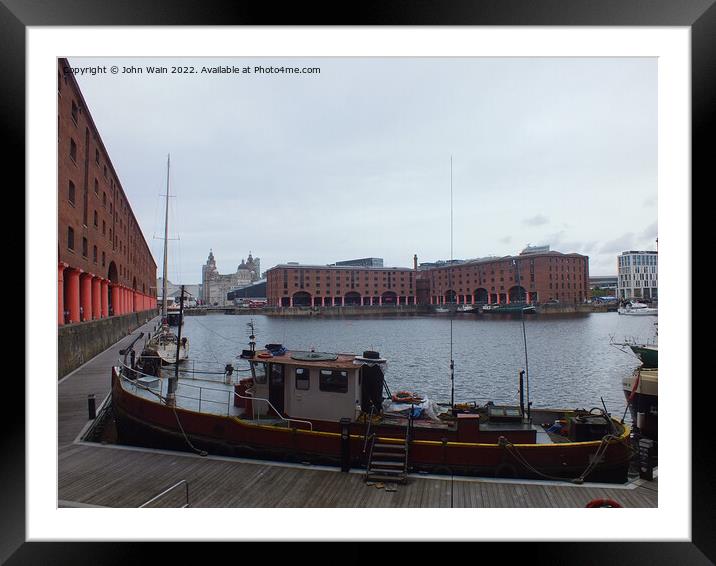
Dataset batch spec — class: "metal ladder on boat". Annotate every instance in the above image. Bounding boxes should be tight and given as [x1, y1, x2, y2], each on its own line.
[364, 406, 412, 485]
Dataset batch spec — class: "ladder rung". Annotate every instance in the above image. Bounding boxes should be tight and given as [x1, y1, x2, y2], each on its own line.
[374, 443, 406, 450]
[372, 451, 405, 458]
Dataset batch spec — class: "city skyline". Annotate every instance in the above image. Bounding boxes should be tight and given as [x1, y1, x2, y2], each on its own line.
[70, 56, 657, 284]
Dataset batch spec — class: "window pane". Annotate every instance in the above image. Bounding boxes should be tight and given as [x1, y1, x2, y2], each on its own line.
[252, 362, 267, 384]
[319, 369, 348, 393]
[295, 367, 310, 390]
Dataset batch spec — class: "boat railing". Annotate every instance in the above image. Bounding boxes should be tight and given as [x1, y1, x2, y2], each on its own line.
[362, 404, 376, 454]
[139, 479, 190, 508]
[233, 390, 313, 431]
[118, 361, 236, 416]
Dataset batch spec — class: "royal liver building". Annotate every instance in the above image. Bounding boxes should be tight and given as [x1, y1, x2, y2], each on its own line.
[201, 250, 260, 306]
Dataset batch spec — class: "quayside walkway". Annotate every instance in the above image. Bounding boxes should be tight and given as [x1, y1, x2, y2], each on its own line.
[58, 318, 657, 508]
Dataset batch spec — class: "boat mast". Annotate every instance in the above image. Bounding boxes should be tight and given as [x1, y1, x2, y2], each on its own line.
[514, 258, 531, 420]
[161, 154, 170, 320]
[449, 155, 455, 413]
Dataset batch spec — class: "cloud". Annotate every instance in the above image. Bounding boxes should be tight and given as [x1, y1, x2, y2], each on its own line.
[523, 214, 549, 226]
[642, 221, 658, 240]
[499, 236, 512, 244]
[600, 233, 636, 254]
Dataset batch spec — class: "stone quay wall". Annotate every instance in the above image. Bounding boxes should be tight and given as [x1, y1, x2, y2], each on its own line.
[58, 310, 158, 379]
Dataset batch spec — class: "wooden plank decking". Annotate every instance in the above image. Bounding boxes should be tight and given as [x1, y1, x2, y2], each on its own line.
[58, 318, 658, 509]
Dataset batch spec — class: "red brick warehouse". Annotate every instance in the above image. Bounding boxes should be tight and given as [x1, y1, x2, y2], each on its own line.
[58, 58, 157, 325]
[425, 250, 590, 305]
[266, 265, 418, 307]
[265, 250, 589, 307]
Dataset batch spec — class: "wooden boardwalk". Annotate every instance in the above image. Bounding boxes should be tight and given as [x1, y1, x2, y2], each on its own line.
[58, 319, 658, 508]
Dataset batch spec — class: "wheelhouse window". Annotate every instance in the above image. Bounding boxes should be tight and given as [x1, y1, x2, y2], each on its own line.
[269, 363, 284, 385]
[319, 369, 348, 393]
[251, 362, 268, 384]
[295, 367, 310, 390]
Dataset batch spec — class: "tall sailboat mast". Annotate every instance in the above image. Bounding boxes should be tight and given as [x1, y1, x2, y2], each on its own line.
[449, 155, 455, 413]
[161, 154, 170, 319]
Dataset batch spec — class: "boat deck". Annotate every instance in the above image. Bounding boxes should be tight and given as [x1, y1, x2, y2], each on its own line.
[124, 373, 245, 417]
[122, 376, 562, 443]
[58, 317, 657, 509]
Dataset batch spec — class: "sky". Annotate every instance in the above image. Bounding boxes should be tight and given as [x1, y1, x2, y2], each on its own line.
[69, 56, 657, 283]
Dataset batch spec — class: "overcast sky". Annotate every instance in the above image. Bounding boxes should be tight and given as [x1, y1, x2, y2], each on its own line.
[70, 56, 657, 283]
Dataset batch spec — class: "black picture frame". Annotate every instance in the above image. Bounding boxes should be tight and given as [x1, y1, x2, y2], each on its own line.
[10, 0, 706, 563]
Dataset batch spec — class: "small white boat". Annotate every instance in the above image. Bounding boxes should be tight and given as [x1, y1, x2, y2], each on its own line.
[456, 304, 475, 313]
[148, 323, 189, 365]
[618, 301, 657, 316]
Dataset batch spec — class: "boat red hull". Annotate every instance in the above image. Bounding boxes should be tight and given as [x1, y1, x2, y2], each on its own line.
[112, 370, 632, 483]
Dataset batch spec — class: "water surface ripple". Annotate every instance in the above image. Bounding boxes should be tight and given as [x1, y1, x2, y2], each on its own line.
[180, 312, 657, 416]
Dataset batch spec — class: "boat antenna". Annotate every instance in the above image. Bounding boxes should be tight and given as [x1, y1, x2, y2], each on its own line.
[161, 154, 170, 320]
[513, 257, 531, 420]
[247, 319, 256, 354]
[449, 155, 455, 414]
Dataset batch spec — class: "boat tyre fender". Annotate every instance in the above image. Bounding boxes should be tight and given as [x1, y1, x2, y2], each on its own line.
[585, 498, 623, 508]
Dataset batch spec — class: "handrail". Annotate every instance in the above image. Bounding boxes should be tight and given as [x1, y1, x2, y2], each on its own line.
[362, 404, 375, 454]
[234, 391, 313, 431]
[117, 362, 233, 413]
[118, 361, 234, 393]
[118, 361, 313, 429]
[139, 479, 189, 508]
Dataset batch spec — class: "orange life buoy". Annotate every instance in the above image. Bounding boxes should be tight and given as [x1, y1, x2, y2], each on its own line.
[585, 498, 622, 508]
[257, 352, 273, 358]
[391, 391, 423, 404]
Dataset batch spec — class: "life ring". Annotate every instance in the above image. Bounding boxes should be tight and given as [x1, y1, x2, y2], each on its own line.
[585, 498, 623, 508]
[257, 352, 273, 358]
[391, 391, 423, 404]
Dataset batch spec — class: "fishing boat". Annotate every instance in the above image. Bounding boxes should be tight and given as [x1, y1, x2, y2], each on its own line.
[611, 322, 658, 369]
[166, 304, 183, 327]
[146, 154, 189, 364]
[618, 301, 657, 316]
[112, 157, 631, 484]
[111, 331, 633, 484]
[622, 367, 657, 440]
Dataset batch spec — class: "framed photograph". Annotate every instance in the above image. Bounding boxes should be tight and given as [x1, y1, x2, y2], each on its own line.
[13, 0, 705, 562]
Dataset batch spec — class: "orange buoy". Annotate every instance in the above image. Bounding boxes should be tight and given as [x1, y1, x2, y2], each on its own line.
[391, 391, 423, 404]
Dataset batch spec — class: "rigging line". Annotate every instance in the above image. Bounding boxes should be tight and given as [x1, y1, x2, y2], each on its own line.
[190, 316, 236, 344]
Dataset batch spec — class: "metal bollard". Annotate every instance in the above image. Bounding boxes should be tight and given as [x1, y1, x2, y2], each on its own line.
[88, 394, 96, 420]
[340, 418, 351, 472]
